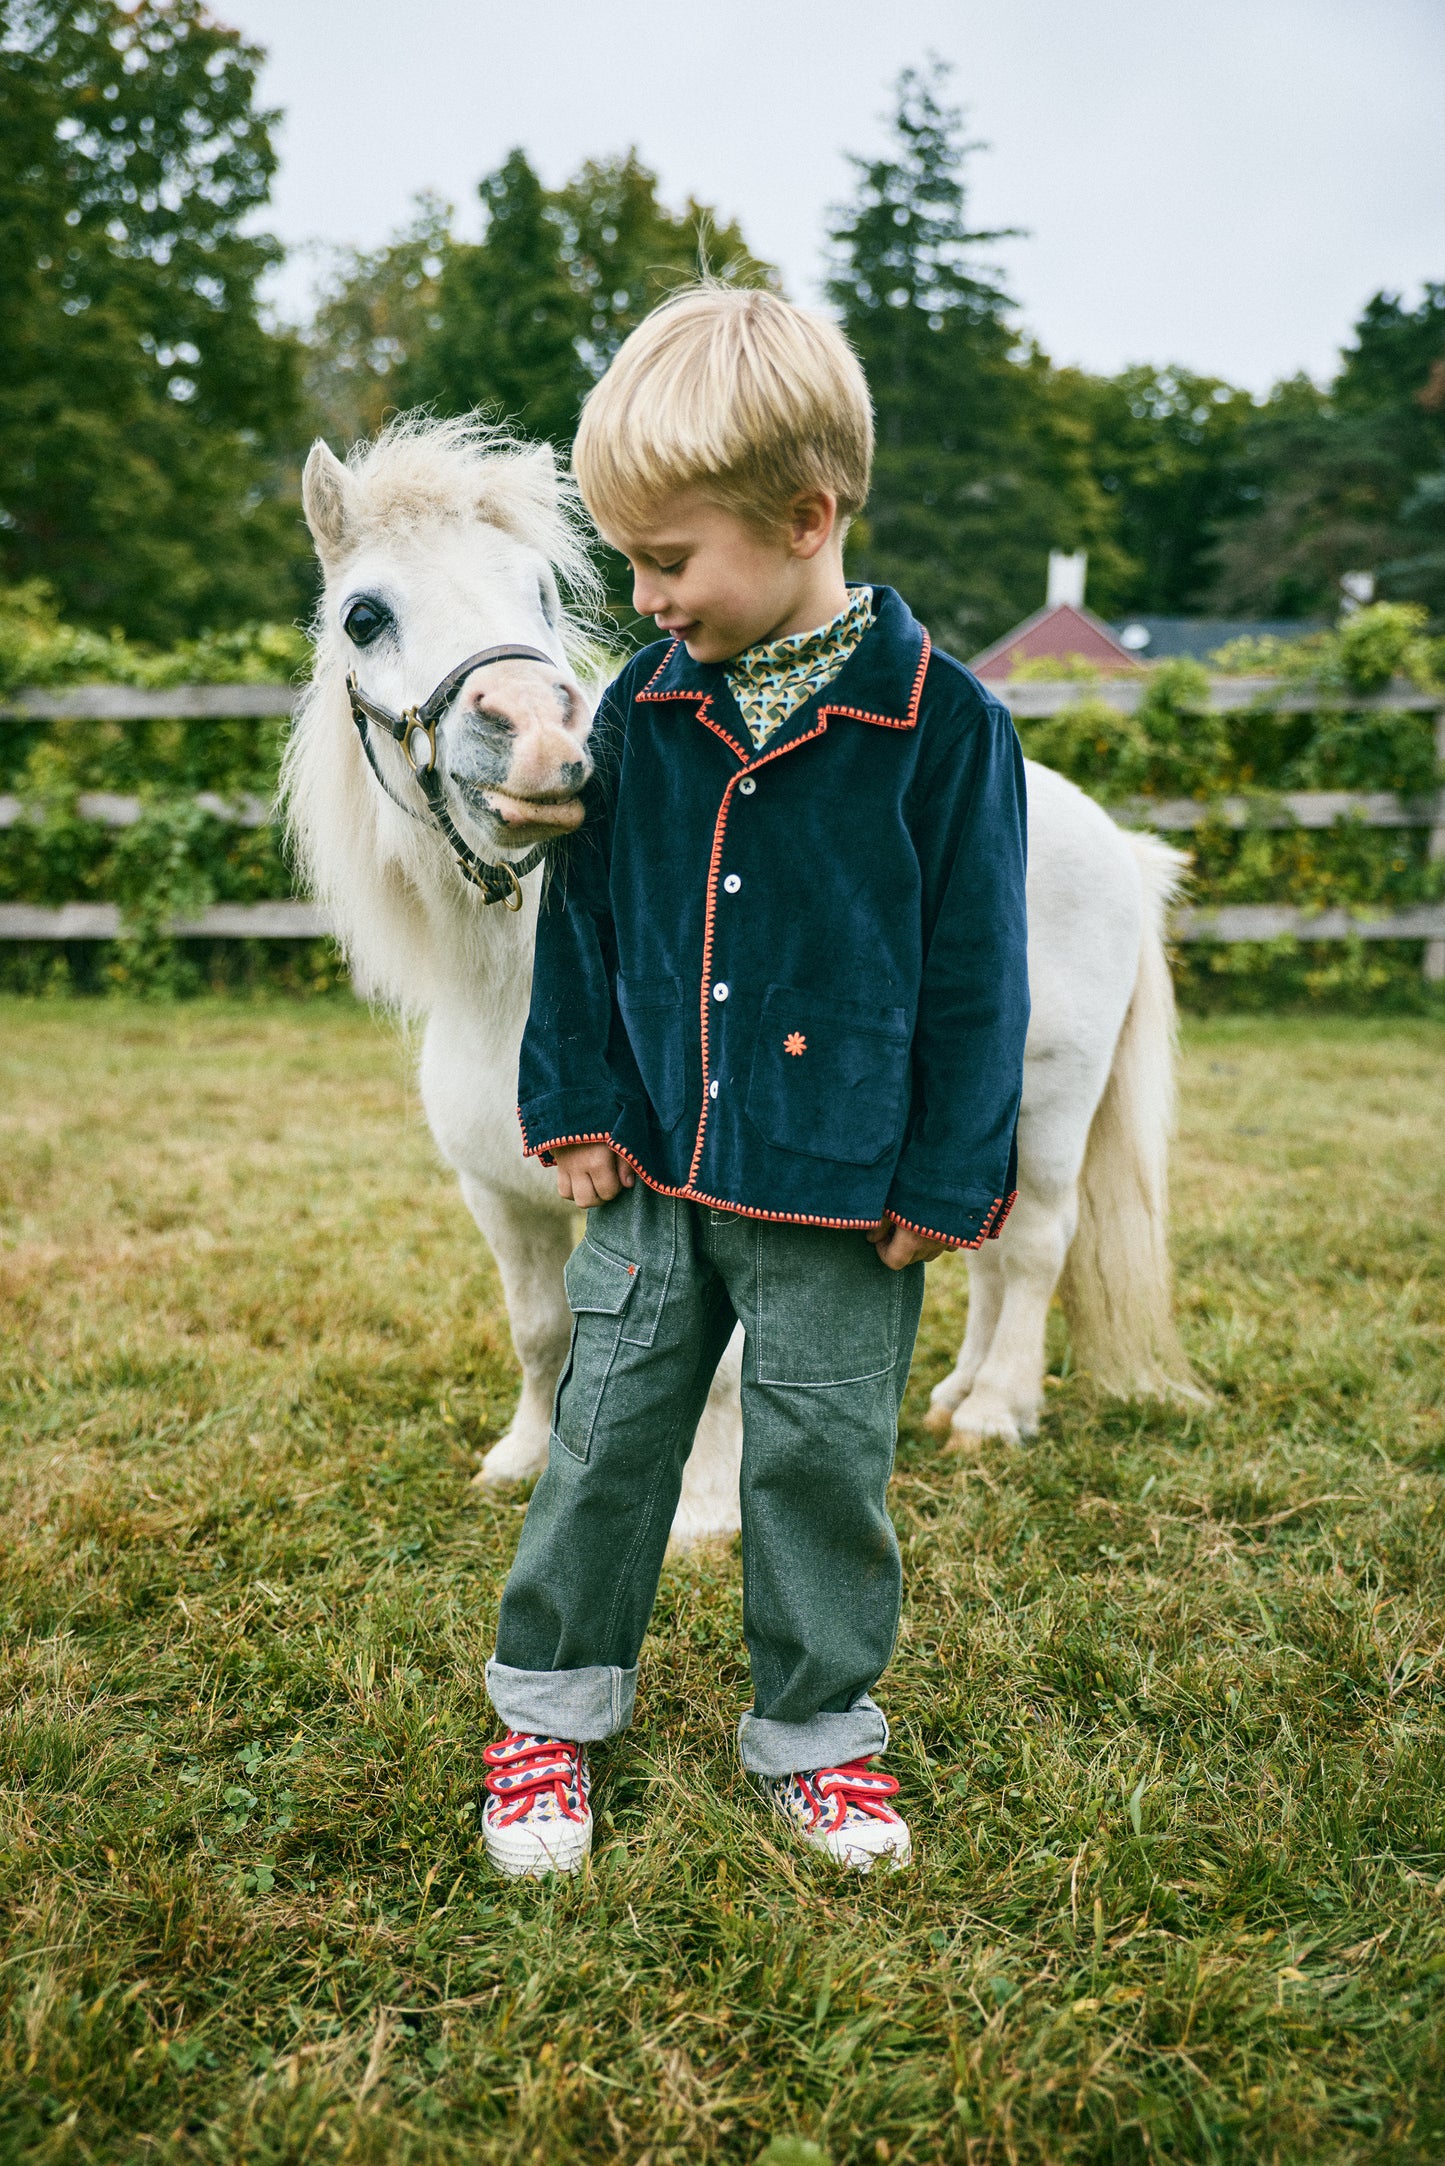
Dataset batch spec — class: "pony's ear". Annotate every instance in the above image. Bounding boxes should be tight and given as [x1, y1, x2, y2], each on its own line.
[302, 441, 354, 561]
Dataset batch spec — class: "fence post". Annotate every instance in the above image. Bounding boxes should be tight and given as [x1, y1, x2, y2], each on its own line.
[1429, 706, 1445, 986]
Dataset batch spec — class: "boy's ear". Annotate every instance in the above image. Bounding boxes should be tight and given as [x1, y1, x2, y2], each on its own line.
[789, 488, 840, 560]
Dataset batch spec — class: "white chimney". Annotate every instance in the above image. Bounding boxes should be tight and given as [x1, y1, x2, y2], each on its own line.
[1047, 549, 1088, 608]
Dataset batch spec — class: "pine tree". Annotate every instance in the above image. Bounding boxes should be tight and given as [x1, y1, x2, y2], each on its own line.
[829, 62, 1126, 649]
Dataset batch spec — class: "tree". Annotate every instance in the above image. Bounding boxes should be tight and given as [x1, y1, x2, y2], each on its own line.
[828, 61, 1129, 651]
[551, 150, 773, 386]
[386, 148, 773, 445]
[1058, 366, 1258, 615]
[0, 0, 309, 641]
[395, 150, 585, 446]
[1210, 286, 1445, 622]
[304, 194, 451, 445]
[307, 147, 774, 630]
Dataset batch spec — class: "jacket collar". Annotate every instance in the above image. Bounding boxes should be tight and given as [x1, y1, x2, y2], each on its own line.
[635, 586, 930, 762]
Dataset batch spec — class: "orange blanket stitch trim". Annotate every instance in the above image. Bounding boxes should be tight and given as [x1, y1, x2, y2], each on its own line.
[518, 1110, 1017, 1248]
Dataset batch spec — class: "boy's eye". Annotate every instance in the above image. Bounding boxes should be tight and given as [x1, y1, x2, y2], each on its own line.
[654, 559, 685, 577]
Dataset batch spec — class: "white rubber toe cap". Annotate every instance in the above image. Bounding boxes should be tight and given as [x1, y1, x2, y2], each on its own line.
[483, 1808, 592, 1879]
[812, 1819, 912, 1873]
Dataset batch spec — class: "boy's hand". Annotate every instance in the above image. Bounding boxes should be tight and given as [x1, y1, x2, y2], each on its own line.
[868, 1218, 949, 1270]
[552, 1140, 635, 1209]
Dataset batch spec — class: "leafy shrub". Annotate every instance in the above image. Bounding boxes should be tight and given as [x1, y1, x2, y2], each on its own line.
[0, 581, 313, 994]
[0, 593, 1441, 1007]
[1008, 607, 1444, 1011]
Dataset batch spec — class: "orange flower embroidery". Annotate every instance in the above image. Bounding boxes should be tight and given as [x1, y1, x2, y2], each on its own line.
[784, 1031, 807, 1057]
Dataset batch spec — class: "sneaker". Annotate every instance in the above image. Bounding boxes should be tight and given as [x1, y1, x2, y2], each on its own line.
[760, 1758, 912, 1872]
[481, 1733, 592, 1878]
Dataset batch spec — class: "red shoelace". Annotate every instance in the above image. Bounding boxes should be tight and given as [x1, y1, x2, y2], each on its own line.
[794, 1759, 903, 1833]
[482, 1734, 588, 1826]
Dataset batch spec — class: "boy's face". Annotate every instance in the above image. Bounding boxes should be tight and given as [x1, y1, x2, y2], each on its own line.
[604, 489, 840, 664]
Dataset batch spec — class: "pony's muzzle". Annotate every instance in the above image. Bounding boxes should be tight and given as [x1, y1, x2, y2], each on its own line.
[452, 658, 593, 837]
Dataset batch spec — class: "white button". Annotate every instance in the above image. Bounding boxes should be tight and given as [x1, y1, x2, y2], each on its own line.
[712, 982, 729, 1002]
[723, 874, 741, 894]
[738, 776, 757, 796]
[709, 1079, 719, 1099]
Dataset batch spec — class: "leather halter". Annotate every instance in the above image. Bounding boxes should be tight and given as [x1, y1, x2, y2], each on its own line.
[346, 642, 563, 909]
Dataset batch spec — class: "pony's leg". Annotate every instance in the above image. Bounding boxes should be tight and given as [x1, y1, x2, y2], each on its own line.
[670, 1325, 743, 1548]
[925, 1245, 1005, 1431]
[944, 1185, 1077, 1445]
[457, 1175, 576, 1484]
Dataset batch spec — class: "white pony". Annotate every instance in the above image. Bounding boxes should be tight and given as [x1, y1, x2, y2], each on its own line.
[282, 417, 1197, 1546]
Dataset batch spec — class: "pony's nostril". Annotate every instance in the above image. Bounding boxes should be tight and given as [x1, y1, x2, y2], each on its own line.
[468, 690, 514, 729]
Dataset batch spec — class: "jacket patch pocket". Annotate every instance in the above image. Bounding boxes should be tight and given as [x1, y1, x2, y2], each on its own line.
[744, 985, 910, 1167]
[553, 1237, 640, 1464]
[617, 972, 688, 1130]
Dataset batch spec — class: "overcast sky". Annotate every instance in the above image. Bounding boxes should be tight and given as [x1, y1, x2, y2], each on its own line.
[227, 0, 1443, 394]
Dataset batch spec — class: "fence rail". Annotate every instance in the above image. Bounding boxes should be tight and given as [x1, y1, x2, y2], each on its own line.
[5, 899, 1444, 951]
[0, 683, 295, 721]
[2, 677, 1442, 978]
[0, 901, 327, 939]
[2, 676, 1439, 724]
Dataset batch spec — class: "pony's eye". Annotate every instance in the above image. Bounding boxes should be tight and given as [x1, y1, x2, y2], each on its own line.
[343, 595, 391, 647]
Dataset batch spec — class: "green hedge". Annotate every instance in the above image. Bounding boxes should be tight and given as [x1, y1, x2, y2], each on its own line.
[1, 583, 1441, 1006]
[1008, 605, 1444, 1013]
[0, 582, 326, 995]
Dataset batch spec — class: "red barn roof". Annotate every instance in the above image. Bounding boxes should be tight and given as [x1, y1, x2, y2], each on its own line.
[970, 602, 1140, 681]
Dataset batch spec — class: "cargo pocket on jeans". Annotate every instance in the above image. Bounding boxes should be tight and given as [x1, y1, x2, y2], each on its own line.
[551, 1236, 641, 1464]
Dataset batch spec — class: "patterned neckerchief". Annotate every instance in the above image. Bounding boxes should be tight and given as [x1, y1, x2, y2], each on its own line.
[725, 585, 875, 750]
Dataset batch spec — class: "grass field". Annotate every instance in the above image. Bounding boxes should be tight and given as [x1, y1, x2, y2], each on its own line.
[0, 1000, 1443, 2165]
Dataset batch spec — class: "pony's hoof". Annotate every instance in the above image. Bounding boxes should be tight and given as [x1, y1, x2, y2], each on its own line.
[473, 1429, 547, 1487]
[924, 1379, 972, 1435]
[945, 1391, 1021, 1447]
[667, 1507, 742, 1552]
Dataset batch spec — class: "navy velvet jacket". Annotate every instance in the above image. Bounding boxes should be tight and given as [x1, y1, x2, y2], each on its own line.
[516, 585, 1030, 1249]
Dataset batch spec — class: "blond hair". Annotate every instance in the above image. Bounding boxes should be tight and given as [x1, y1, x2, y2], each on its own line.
[573, 286, 873, 538]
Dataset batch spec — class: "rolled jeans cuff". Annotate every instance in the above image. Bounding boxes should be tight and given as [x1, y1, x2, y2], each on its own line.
[736, 1695, 889, 1777]
[485, 1657, 637, 1742]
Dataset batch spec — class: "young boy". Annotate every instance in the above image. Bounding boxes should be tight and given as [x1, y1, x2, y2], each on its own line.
[481, 288, 1030, 1878]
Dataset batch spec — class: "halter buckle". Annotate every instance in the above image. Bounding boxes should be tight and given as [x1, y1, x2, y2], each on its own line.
[402, 707, 437, 774]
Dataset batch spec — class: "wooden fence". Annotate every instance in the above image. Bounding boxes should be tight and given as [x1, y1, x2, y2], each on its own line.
[3, 677, 1443, 979]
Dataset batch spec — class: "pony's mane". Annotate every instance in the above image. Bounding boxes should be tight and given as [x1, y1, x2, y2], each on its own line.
[334, 412, 606, 662]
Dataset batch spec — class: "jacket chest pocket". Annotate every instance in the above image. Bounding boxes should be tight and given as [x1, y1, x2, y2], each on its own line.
[744, 985, 911, 1168]
[617, 973, 688, 1130]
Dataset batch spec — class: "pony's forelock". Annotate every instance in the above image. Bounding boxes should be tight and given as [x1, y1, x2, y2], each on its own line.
[335, 412, 606, 666]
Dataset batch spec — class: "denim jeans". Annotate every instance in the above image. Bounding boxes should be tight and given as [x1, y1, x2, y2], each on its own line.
[486, 1180, 924, 1775]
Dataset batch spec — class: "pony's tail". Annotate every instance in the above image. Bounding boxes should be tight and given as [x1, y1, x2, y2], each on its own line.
[1057, 831, 1207, 1402]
